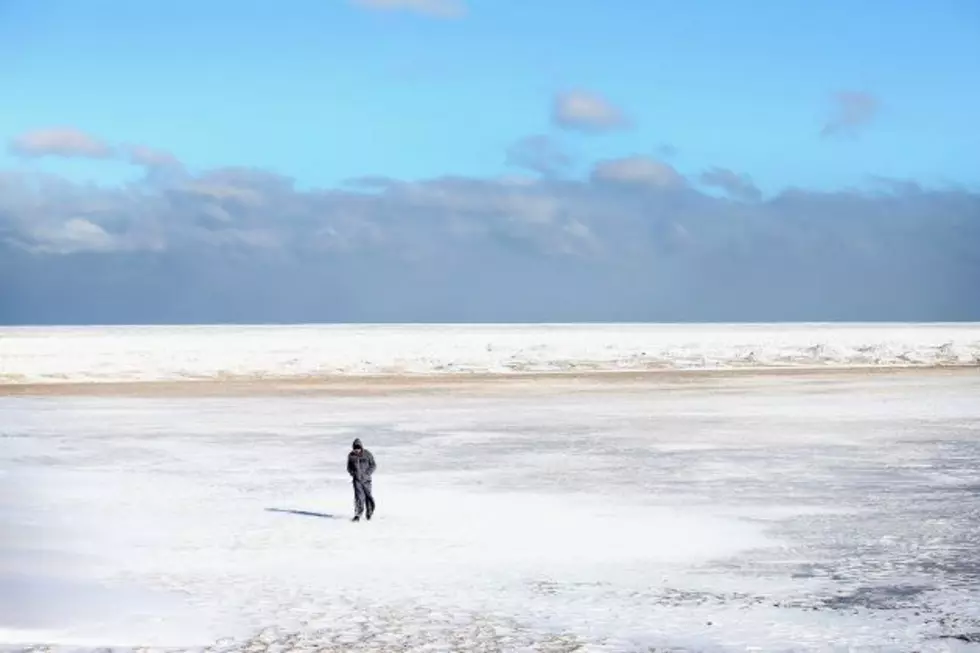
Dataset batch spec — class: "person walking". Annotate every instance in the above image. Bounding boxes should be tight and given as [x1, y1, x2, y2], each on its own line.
[347, 438, 376, 522]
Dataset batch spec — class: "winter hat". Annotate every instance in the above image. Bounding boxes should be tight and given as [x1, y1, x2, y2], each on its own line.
[352, 438, 363, 449]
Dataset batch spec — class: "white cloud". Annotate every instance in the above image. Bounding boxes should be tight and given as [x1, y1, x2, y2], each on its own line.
[127, 144, 182, 169]
[9, 127, 113, 159]
[821, 91, 880, 138]
[350, 0, 466, 19]
[552, 90, 631, 132]
[591, 156, 685, 189]
[8, 128, 184, 175]
[700, 167, 761, 202]
[30, 218, 117, 254]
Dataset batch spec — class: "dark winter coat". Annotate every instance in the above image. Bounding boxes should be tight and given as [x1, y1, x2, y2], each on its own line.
[347, 444, 376, 483]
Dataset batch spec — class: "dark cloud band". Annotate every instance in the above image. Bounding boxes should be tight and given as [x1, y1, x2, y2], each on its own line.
[1, 128, 977, 324]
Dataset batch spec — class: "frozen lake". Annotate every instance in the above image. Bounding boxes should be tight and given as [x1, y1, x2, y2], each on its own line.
[3, 369, 980, 652]
[3, 322, 980, 384]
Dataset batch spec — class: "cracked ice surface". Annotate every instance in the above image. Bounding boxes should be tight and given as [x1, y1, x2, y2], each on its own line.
[2, 372, 980, 652]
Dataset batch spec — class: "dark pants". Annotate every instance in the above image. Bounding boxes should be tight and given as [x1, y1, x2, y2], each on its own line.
[353, 478, 375, 517]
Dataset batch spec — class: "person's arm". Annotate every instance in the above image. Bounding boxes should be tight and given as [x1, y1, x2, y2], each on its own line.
[367, 451, 376, 476]
[347, 453, 356, 477]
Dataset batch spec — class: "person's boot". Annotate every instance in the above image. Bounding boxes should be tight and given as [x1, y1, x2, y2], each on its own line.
[352, 514, 361, 522]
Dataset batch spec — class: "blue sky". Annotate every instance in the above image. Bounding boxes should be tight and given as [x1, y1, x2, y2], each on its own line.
[1, 0, 978, 324]
[2, 0, 978, 192]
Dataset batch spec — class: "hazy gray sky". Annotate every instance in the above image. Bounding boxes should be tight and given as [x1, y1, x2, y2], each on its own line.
[2, 158, 978, 324]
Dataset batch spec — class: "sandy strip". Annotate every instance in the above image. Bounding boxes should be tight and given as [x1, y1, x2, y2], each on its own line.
[1, 365, 977, 398]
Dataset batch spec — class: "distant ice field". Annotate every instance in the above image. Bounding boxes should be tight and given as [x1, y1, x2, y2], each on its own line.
[2, 368, 980, 652]
[1, 323, 979, 386]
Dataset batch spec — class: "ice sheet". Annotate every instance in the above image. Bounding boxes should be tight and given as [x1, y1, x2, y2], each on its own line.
[2, 322, 979, 384]
[3, 373, 980, 652]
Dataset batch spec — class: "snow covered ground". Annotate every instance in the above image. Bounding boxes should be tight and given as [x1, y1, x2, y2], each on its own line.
[2, 323, 979, 384]
[3, 364, 980, 652]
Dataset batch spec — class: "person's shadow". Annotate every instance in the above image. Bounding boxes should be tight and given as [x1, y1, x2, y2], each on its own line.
[265, 507, 338, 519]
